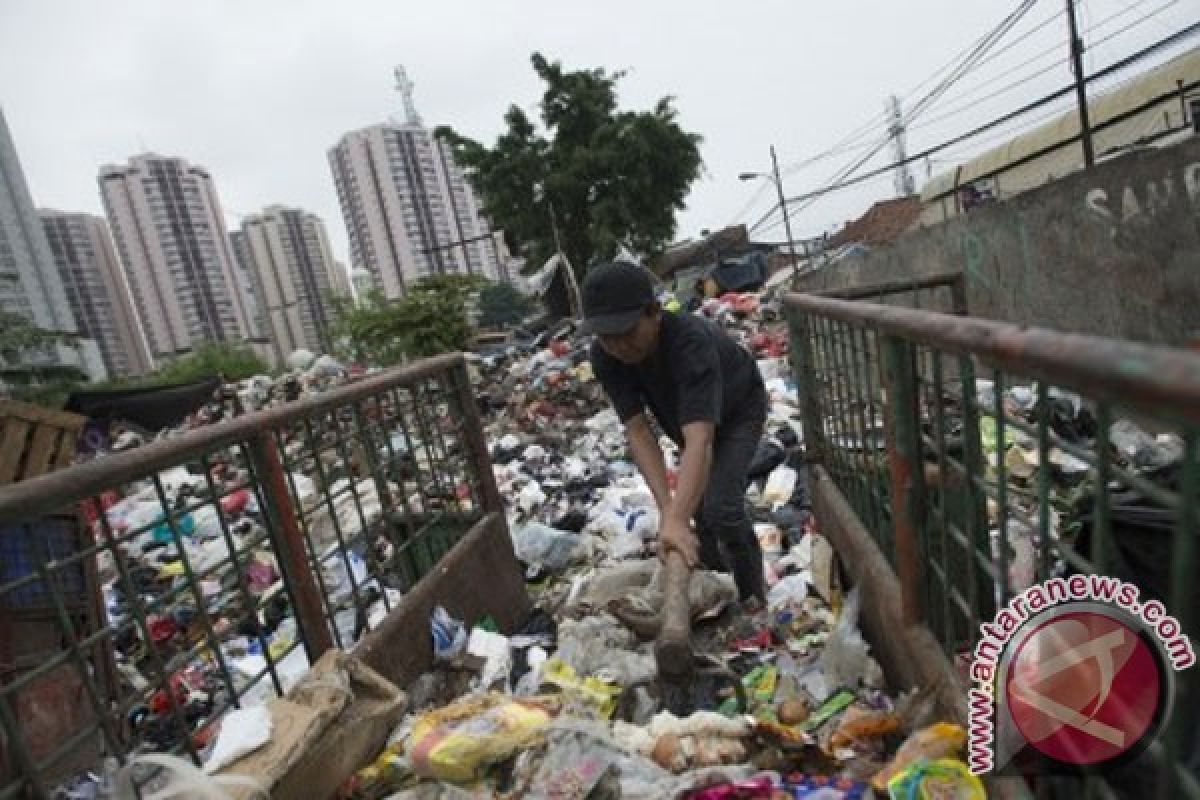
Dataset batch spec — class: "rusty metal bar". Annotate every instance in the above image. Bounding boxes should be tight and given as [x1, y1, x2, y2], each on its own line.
[0, 353, 466, 523]
[246, 432, 335, 661]
[789, 311, 825, 462]
[450, 361, 503, 514]
[813, 271, 965, 302]
[784, 293, 1200, 425]
[880, 335, 926, 625]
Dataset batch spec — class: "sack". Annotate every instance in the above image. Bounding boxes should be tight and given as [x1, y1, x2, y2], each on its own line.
[215, 650, 406, 800]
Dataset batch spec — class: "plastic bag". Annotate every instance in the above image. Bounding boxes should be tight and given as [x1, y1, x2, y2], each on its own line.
[467, 627, 511, 691]
[541, 658, 622, 718]
[762, 466, 798, 508]
[886, 757, 985, 800]
[526, 730, 618, 800]
[766, 573, 809, 610]
[517, 481, 548, 514]
[555, 614, 655, 687]
[872, 723, 968, 791]
[115, 753, 268, 799]
[512, 522, 589, 571]
[204, 706, 272, 773]
[817, 589, 870, 691]
[787, 774, 869, 799]
[407, 693, 554, 784]
[431, 606, 467, 662]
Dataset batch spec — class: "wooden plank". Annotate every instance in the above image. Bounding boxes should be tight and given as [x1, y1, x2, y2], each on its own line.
[0, 417, 32, 485]
[52, 428, 77, 472]
[0, 399, 86, 433]
[23, 425, 61, 480]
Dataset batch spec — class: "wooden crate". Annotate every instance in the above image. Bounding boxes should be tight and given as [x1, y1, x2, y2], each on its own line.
[0, 400, 104, 790]
[0, 398, 86, 486]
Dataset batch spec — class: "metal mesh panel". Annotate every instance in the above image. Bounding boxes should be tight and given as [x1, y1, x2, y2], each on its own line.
[0, 354, 497, 799]
[788, 282, 1199, 798]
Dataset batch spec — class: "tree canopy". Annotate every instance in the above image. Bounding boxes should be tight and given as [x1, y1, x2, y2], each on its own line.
[328, 274, 485, 367]
[436, 53, 703, 276]
[154, 342, 269, 385]
[0, 309, 87, 406]
[478, 281, 537, 329]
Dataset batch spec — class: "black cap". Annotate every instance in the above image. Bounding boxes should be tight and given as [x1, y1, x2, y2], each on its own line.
[579, 261, 656, 336]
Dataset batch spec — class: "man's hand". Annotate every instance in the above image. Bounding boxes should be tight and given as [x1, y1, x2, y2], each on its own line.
[658, 515, 700, 568]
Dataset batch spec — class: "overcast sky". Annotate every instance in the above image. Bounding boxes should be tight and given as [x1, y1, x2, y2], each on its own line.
[1, 0, 1194, 267]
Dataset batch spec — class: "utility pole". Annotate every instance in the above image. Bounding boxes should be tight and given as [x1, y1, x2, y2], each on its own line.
[887, 95, 916, 196]
[770, 146, 800, 280]
[1065, 0, 1095, 167]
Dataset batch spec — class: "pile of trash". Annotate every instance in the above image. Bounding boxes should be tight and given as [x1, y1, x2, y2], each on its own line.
[48, 296, 999, 798]
[48, 351, 433, 798]
[303, 293, 985, 799]
[922, 379, 1189, 612]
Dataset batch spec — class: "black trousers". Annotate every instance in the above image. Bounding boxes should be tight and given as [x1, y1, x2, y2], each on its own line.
[692, 389, 768, 602]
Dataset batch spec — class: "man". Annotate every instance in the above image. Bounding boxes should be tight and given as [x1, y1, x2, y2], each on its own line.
[581, 261, 768, 604]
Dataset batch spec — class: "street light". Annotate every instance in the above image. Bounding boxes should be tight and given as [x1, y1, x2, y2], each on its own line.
[739, 145, 799, 281]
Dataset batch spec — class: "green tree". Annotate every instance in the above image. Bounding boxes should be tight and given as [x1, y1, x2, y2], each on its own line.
[329, 275, 484, 367]
[436, 53, 703, 276]
[0, 309, 87, 406]
[154, 342, 269, 385]
[478, 281, 537, 329]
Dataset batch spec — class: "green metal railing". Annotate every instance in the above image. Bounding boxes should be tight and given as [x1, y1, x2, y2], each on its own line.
[0, 353, 500, 799]
[787, 285, 1199, 798]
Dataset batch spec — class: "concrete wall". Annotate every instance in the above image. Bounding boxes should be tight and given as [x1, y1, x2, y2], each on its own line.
[799, 135, 1200, 347]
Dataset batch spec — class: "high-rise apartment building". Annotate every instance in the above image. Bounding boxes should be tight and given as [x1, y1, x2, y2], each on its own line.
[0, 108, 105, 382]
[328, 67, 511, 299]
[98, 154, 264, 363]
[39, 210, 153, 378]
[234, 205, 346, 365]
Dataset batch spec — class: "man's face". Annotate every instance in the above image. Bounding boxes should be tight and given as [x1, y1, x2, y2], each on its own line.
[597, 307, 661, 364]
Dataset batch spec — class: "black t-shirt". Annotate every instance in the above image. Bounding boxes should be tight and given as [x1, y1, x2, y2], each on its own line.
[590, 311, 766, 446]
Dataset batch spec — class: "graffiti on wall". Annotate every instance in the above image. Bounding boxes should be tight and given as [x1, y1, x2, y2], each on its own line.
[1085, 160, 1200, 225]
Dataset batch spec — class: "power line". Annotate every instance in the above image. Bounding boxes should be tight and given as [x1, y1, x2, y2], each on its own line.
[751, 0, 1039, 233]
[730, 0, 1058, 232]
[775, 20, 1200, 209]
[747, 19, 1200, 237]
[772, 2, 1048, 179]
[911, 0, 1182, 131]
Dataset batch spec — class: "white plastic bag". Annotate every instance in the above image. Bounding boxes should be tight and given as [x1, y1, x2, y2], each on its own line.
[116, 753, 267, 799]
[762, 465, 798, 508]
[204, 706, 272, 773]
[818, 589, 870, 691]
[767, 573, 809, 611]
[468, 628, 512, 691]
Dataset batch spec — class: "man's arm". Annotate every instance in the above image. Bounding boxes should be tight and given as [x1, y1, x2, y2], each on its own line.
[624, 413, 671, 512]
[657, 420, 714, 566]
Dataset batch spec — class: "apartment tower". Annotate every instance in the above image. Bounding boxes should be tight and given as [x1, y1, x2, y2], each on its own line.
[98, 154, 262, 363]
[234, 205, 347, 365]
[39, 210, 153, 377]
[328, 67, 509, 299]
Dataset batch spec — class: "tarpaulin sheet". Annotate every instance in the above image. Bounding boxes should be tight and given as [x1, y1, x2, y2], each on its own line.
[66, 376, 222, 434]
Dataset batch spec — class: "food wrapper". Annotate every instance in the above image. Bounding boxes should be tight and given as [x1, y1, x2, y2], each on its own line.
[408, 693, 554, 784]
[872, 723, 968, 790]
[541, 658, 622, 718]
[829, 706, 901, 749]
[886, 757, 985, 799]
